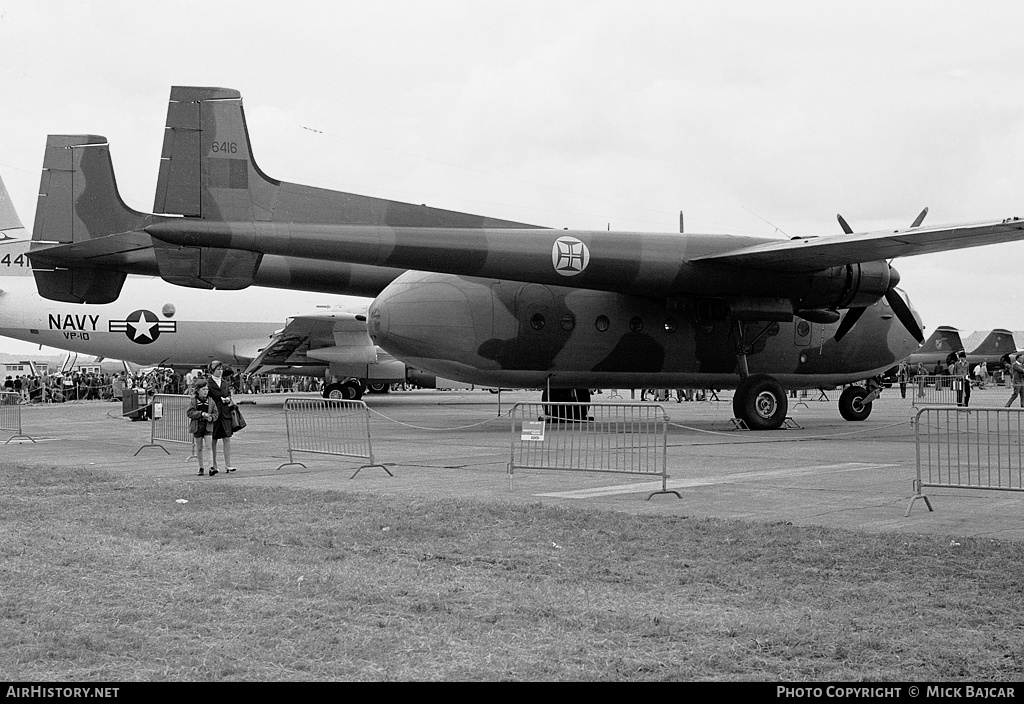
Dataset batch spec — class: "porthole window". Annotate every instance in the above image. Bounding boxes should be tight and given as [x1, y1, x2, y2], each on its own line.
[530, 313, 545, 330]
[663, 318, 677, 333]
[560, 314, 576, 331]
[629, 316, 643, 333]
[595, 315, 610, 332]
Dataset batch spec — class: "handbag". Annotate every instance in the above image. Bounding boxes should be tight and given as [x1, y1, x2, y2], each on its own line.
[230, 405, 246, 432]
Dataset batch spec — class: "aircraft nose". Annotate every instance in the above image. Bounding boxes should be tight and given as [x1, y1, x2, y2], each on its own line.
[367, 271, 484, 362]
[368, 299, 389, 343]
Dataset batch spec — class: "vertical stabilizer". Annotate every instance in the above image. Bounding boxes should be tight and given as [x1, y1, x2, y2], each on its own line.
[29, 135, 133, 302]
[154, 86, 267, 220]
[34, 135, 145, 245]
[907, 325, 964, 369]
[0, 173, 25, 233]
[153, 85, 541, 228]
[969, 329, 1016, 357]
[0, 173, 33, 277]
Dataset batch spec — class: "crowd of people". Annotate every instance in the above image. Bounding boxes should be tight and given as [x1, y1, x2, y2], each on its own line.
[1, 367, 327, 404]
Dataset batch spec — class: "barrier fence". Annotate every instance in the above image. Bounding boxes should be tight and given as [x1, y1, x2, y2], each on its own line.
[508, 402, 679, 500]
[135, 394, 196, 457]
[1, 391, 33, 443]
[277, 397, 391, 478]
[907, 406, 1024, 514]
[910, 375, 967, 406]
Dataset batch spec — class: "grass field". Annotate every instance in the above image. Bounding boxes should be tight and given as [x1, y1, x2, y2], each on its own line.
[1, 462, 1022, 681]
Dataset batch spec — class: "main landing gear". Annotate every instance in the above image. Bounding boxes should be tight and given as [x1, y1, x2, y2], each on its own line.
[732, 373, 788, 430]
[729, 320, 878, 429]
[730, 321, 790, 430]
[541, 388, 591, 421]
[323, 379, 364, 400]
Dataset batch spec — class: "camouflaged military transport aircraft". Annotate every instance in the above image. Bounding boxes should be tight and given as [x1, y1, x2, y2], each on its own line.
[27, 87, 1024, 429]
[0, 173, 405, 396]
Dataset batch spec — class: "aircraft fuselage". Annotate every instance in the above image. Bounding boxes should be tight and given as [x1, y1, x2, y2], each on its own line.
[368, 271, 921, 390]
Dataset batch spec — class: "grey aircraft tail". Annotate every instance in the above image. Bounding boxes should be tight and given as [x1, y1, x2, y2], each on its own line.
[29, 135, 139, 302]
[147, 86, 540, 290]
[968, 329, 1017, 357]
[0, 172, 34, 277]
[907, 325, 964, 369]
[154, 86, 540, 229]
[29, 133, 273, 300]
[0, 172, 25, 234]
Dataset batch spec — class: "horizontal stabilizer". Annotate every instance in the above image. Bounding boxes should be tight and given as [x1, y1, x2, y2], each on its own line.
[32, 267, 127, 304]
[153, 242, 262, 289]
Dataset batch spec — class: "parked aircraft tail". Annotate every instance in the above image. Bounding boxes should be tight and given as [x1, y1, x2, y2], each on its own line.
[0, 173, 34, 278]
[30, 133, 269, 300]
[968, 328, 1016, 357]
[0, 172, 25, 234]
[153, 86, 540, 229]
[907, 325, 964, 369]
[29, 135, 141, 302]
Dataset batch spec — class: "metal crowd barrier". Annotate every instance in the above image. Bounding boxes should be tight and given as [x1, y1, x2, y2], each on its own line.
[907, 407, 1024, 515]
[910, 375, 962, 406]
[277, 397, 391, 478]
[1, 391, 34, 443]
[508, 402, 679, 500]
[134, 394, 196, 457]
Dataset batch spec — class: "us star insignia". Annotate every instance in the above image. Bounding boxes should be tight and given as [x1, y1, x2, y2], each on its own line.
[109, 309, 177, 344]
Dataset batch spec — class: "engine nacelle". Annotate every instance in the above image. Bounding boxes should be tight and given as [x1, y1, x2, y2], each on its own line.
[799, 260, 892, 310]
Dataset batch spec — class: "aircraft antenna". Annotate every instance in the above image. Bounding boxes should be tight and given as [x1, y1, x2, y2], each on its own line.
[740, 206, 789, 238]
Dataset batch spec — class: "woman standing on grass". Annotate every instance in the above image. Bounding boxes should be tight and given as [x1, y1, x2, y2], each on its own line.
[206, 360, 237, 474]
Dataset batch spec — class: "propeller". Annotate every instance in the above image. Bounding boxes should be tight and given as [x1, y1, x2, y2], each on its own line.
[832, 209, 928, 344]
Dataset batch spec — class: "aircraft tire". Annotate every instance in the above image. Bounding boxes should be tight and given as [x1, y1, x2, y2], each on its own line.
[572, 388, 591, 420]
[735, 374, 788, 430]
[324, 381, 364, 401]
[838, 385, 872, 421]
[366, 382, 390, 394]
[732, 376, 754, 421]
[542, 388, 574, 421]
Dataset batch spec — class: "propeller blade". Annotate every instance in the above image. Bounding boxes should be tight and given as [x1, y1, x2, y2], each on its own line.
[833, 306, 866, 342]
[837, 213, 853, 234]
[910, 207, 929, 228]
[885, 289, 925, 343]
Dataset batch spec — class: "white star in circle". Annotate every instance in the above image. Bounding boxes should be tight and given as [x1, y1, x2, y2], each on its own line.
[127, 311, 159, 341]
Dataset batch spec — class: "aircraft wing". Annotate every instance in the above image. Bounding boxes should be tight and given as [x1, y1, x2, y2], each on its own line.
[688, 218, 1024, 271]
[243, 313, 376, 375]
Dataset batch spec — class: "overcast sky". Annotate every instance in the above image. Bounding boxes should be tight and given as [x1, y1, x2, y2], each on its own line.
[2, 0, 1024, 356]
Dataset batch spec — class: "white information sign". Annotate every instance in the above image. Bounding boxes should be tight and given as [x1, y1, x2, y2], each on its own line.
[521, 420, 546, 442]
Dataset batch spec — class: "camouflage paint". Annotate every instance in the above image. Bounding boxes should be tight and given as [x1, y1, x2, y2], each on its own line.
[905, 326, 964, 371]
[28, 135, 404, 302]
[968, 329, 1018, 371]
[368, 271, 920, 390]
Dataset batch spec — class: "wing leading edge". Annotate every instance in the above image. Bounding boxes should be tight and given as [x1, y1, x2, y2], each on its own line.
[689, 217, 1024, 271]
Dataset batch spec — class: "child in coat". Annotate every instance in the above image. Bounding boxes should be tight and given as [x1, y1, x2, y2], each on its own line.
[186, 380, 219, 476]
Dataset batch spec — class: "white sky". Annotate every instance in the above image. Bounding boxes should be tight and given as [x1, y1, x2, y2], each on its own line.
[2, 0, 1024, 356]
